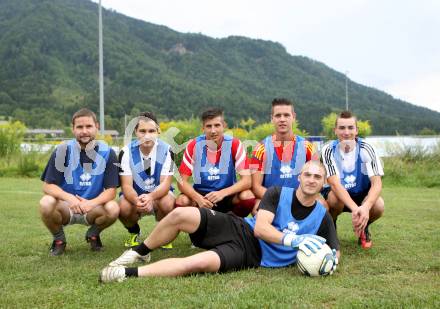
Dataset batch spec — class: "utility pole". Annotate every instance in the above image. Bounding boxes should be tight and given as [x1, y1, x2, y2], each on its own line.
[345, 70, 349, 111]
[98, 0, 105, 133]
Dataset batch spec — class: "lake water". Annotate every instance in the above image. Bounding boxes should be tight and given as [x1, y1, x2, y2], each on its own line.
[21, 135, 440, 158]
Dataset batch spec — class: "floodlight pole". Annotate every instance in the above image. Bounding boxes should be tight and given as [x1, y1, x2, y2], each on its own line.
[99, 0, 105, 133]
[345, 70, 349, 111]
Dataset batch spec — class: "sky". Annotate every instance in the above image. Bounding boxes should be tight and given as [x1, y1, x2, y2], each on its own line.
[92, 0, 440, 112]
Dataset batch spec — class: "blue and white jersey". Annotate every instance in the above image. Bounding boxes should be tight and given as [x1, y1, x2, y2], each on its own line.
[245, 187, 326, 267]
[119, 139, 174, 195]
[192, 135, 236, 193]
[58, 139, 111, 199]
[321, 138, 384, 195]
[262, 135, 307, 189]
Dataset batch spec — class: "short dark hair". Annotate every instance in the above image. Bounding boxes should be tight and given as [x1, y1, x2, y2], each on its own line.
[71, 108, 98, 125]
[335, 110, 357, 127]
[135, 111, 159, 130]
[271, 98, 294, 114]
[201, 108, 224, 123]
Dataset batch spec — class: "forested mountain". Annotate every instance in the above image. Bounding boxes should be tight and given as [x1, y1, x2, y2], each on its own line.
[1, 0, 439, 134]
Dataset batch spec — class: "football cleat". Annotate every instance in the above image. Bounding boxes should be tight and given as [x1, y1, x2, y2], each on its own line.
[99, 266, 126, 283]
[87, 235, 103, 251]
[50, 239, 66, 256]
[124, 233, 140, 248]
[108, 249, 151, 267]
[358, 227, 372, 249]
[161, 242, 173, 250]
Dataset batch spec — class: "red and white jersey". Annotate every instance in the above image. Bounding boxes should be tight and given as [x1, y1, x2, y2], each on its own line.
[179, 136, 248, 177]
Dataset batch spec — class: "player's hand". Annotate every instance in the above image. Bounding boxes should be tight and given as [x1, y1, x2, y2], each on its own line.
[204, 190, 226, 204]
[137, 195, 154, 214]
[328, 249, 339, 275]
[66, 195, 82, 214]
[352, 205, 369, 236]
[76, 195, 94, 213]
[282, 233, 326, 255]
[195, 196, 214, 209]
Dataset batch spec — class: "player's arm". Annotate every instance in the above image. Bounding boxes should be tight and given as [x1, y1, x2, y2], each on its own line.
[363, 176, 382, 210]
[120, 175, 139, 205]
[321, 144, 358, 211]
[177, 174, 212, 207]
[253, 209, 284, 244]
[251, 170, 266, 199]
[78, 187, 116, 210]
[317, 212, 341, 259]
[250, 143, 267, 199]
[149, 175, 172, 200]
[42, 182, 79, 205]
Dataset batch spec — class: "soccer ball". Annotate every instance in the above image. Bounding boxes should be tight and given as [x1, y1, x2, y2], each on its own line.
[297, 243, 335, 277]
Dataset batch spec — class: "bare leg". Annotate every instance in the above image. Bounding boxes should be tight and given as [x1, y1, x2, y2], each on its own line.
[326, 190, 344, 221]
[144, 207, 201, 249]
[118, 196, 139, 228]
[39, 195, 70, 233]
[175, 193, 195, 207]
[155, 193, 175, 221]
[368, 197, 384, 224]
[137, 251, 221, 277]
[86, 201, 119, 231]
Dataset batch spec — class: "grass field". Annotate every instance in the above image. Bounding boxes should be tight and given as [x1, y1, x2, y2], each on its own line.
[0, 178, 439, 308]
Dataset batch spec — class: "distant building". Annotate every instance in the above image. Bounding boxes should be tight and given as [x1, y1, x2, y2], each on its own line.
[102, 130, 119, 138]
[26, 129, 64, 138]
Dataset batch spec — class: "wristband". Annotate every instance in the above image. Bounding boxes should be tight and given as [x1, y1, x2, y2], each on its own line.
[282, 233, 296, 247]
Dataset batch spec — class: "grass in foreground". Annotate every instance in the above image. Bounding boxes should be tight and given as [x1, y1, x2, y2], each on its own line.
[0, 178, 439, 308]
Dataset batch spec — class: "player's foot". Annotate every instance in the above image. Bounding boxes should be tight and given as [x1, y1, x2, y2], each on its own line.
[358, 227, 372, 249]
[109, 249, 151, 267]
[99, 266, 126, 283]
[50, 239, 66, 256]
[160, 242, 173, 250]
[87, 235, 103, 251]
[124, 233, 140, 248]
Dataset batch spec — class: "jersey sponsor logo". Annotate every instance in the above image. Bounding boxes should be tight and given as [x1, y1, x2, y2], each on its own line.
[280, 164, 293, 179]
[144, 177, 155, 191]
[344, 174, 357, 189]
[207, 166, 220, 181]
[282, 221, 299, 235]
[79, 173, 92, 186]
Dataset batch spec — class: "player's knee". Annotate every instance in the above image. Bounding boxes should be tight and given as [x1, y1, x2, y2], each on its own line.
[238, 189, 254, 201]
[374, 198, 385, 217]
[167, 207, 193, 225]
[186, 256, 218, 273]
[118, 199, 133, 218]
[158, 196, 175, 214]
[175, 194, 191, 206]
[39, 195, 57, 215]
[105, 201, 120, 220]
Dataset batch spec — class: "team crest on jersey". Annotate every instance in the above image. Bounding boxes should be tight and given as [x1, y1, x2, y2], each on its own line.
[283, 221, 299, 235]
[79, 173, 92, 186]
[144, 178, 155, 190]
[207, 166, 220, 181]
[280, 165, 293, 179]
[344, 174, 357, 189]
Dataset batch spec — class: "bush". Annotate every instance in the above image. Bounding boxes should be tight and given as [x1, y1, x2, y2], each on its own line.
[383, 143, 440, 187]
[0, 121, 26, 159]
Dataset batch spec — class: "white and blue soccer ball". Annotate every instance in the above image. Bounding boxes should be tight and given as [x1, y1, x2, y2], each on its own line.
[297, 243, 335, 277]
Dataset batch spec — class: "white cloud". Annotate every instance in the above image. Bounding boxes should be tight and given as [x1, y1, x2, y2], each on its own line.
[94, 0, 440, 112]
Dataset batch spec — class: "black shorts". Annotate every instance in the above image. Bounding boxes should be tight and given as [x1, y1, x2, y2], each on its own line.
[189, 208, 261, 272]
[322, 186, 369, 212]
[196, 189, 234, 213]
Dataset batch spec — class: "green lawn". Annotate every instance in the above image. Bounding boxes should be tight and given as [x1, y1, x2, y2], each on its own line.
[0, 178, 439, 308]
